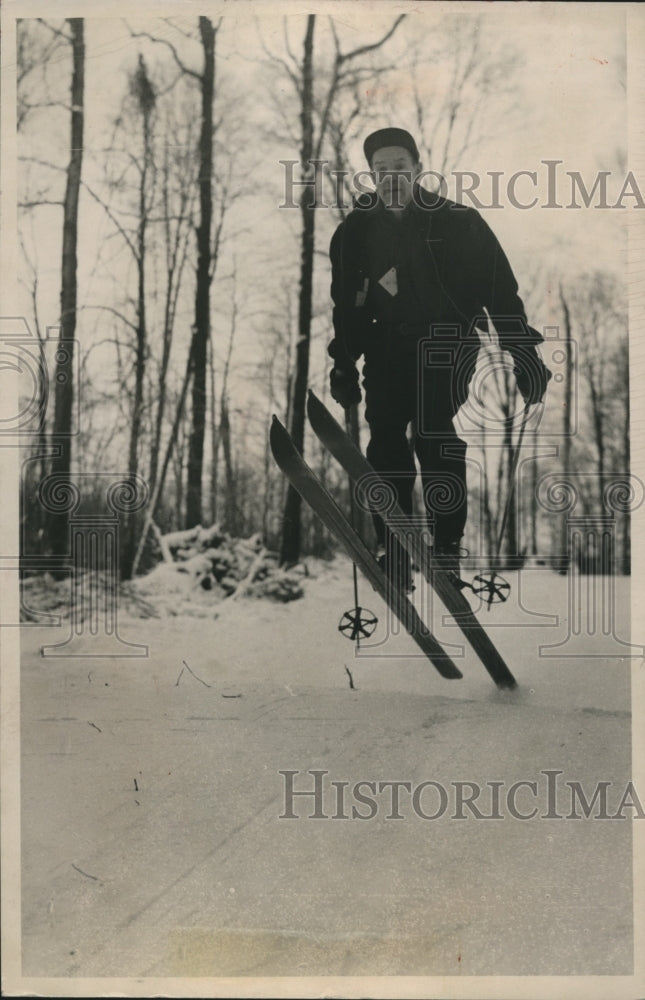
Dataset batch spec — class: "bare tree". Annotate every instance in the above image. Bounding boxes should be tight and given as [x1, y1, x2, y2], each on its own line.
[248, 281, 296, 544]
[128, 57, 157, 480]
[127, 17, 225, 531]
[149, 99, 198, 497]
[471, 331, 524, 567]
[408, 16, 520, 180]
[278, 16, 316, 565]
[541, 269, 632, 577]
[271, 13, 406, 565]
[615, 334, 630, 574]
[18, 225, 52, 551]
[17, 18, 70, 131]
[186, 16, 219, 528]
[568, 275, 625, 496]
[566, 272, 628, 573]
[114, 55, 158, 577]
[211, 275, 238, 531]
[557, 283, 574, 573]
[48, 18, 84, 563]
[75, 50, 162, 577]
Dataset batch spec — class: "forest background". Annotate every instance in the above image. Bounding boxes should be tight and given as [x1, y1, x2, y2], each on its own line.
[14, 4, 635, 583]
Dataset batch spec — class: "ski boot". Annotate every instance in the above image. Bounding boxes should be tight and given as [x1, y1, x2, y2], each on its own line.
[376, 538, 415, 594]
[432, 539, 468, 589]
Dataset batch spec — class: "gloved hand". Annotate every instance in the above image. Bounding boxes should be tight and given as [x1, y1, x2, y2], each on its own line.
[329, 366, 361, 409]
[513, 350, 552, 405]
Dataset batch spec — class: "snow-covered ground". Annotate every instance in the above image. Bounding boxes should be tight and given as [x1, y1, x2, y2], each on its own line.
[15, 557, 641, 988]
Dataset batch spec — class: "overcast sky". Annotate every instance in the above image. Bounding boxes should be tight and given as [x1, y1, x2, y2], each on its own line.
[10, 1, 636, 429]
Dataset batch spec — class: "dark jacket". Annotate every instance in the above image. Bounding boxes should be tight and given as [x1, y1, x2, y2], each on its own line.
[329, 185, 542, 372]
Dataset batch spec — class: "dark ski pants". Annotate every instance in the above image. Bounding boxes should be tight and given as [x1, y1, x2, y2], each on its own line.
[363, 337, 468, 549]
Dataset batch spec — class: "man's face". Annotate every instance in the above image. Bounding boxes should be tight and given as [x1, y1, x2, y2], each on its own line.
[370, 145, 421, 210]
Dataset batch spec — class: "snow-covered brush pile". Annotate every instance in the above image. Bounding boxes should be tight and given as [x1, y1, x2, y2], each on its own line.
[20, 525, 307, 623]
[132, 524, 307, 615]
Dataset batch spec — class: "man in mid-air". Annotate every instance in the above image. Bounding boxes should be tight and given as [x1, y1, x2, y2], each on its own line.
[328, 127, 550, 590]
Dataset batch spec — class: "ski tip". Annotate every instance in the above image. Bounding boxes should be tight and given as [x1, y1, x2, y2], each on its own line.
[269, 415, 288, 453]
[306, 388, 320, 415]
[307, 388, 333, 425]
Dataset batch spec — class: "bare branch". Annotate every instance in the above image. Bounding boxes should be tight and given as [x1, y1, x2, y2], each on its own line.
[125, 23, 201, 80]
[282, 19, 301, 75]
[81, 180, 139, 259]
[313, 15, 405, 161]
[36, 18, 73, 43]
[155, 70, 185, 98]
[339, 14, 406, 63]
[18, 227, 46, 346]
[19, 199, 64, 209]
[18, 25, 65, 85]
[257, 29, 302, 100]
[19, 99, 73, 115]
[328, 15, 342, 55]
[77, 304, 138, 333]
[314, 53, 341, 161]
[337, 64, 396, 86]
[81, 336, 139, 361]
[160, 17, 198, 42]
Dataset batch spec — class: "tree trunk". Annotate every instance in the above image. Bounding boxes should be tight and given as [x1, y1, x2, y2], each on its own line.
[262, 371, 275, 543]
[186, 16, 216, 528]
[150, 136, 192, 498]
[128, 94, 152, 484]
[622, 344, 630, 574]
[149, 280, 173, 498]
[530, 425, 538, 556]
[174, 438, 185, 527]
[497, 368, 518, 564]
[48, 18, 84, 562]
[501, 402, 518, 563]
[280, 15, 315, 566]
[480, 427, 494, 561]
[558, 284, 573, 574]
[122, 99, 153, 580]
[208, 332, 218, 523]
[220, 399, 235, 533]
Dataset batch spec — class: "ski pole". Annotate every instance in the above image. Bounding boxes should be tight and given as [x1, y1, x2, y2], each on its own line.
[345, 404, 361, 641]
[493, 401, 533, 560]
[333, 401, 378, 647]
[471, 401, 536, 610]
